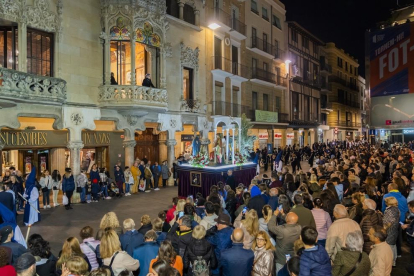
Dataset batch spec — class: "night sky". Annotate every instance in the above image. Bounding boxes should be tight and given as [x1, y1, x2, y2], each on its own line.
[281, 0, 412, 76]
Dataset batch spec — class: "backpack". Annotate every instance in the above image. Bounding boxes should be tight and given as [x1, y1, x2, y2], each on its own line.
[101, 251, 124, 276]
[192, 256, 209, 276]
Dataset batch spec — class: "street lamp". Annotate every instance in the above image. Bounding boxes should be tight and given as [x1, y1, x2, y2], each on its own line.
[208, 23, 221, 30]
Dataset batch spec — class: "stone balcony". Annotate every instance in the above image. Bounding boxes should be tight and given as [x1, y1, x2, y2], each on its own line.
[0, 68, 67, 107]
[98, 85, 168, 111]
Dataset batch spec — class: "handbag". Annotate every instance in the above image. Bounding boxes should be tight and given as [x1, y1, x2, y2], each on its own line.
[41, 187, 48, 193]
[343, 252, 363, 276]
[138, 179, 146, 192]
[62, 195, 68, 205]
[76, 187, 82, 193]
[52, 186, 58, 190]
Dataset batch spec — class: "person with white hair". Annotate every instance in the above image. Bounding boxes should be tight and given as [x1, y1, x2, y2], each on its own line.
[332, 231, 371, 276]
[360, 199, 383, 254]
[325, 204, 361, 261]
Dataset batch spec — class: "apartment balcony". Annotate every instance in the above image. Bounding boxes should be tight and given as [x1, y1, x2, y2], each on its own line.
[331, 120, 362, 128]
[0, 68, 67, 107]
[98, 84, 168, 111]
[249, 36, 277, 59]
[279, 113, 289, 123]
[332, 99, 360, 108]
[180, 97, 202, 113]
[251, 68, 276, 85]
[274, 48, 286, 63]
[320, 64, 332, 75]
[321, 102, 333, 112]
[275, 76, 287, 88]
[320, 79, 332, 93]
[328, 75, 359, 92]
[212, 101, 252, 118]
[302, 72, 321, 88]
[212, 56, 250, 80]
[211, 8, 246, 40]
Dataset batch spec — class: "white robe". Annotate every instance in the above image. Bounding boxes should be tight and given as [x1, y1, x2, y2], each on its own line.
[24, 188, 40, 226]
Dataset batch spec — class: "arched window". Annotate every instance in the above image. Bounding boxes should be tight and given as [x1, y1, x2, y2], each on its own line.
[109, 17, 131, 85]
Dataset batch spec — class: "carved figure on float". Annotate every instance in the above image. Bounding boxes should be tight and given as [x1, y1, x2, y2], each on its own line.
[214, 134, 223, 164]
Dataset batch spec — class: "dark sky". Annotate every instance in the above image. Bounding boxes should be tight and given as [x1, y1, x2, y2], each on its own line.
[281, 0, 411, 77]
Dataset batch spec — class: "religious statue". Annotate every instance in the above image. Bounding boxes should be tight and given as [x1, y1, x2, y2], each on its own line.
[214, 134, 223, 164]
[192, 135, 201, 156]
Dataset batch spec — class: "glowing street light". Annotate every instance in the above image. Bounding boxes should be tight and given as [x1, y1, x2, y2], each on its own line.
[208, 23, 221, 30]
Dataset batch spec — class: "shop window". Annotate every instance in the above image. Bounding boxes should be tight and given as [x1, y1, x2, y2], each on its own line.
[0, 26, 18, 70]
[27, 29, 53, 77]
[183, 67, 193, 100]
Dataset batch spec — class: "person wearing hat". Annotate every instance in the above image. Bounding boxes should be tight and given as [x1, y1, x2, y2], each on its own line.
[15, 253, 37, 276]
[62, 168, 75, 210]
[0, 226, 27, 265]
[23, 167, 40, 226]
[206, 213, 233, 275]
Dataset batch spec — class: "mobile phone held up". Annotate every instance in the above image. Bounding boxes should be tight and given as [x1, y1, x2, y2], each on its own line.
[242, 206, 248, 214]
[178, 211, 184, 219]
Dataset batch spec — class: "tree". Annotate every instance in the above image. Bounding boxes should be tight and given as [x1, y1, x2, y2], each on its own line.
[237, 113, 256, 160]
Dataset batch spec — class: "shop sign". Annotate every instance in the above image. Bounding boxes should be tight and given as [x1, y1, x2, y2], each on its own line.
[287, 133, 294, 139]
[274, 133, 282, 139]
[81, 132, 111, 145]
[258, 133, 269, 140]
[181, 135, 194, 141]
[255, 110, 278, 123]
[403, 129, 414, 134]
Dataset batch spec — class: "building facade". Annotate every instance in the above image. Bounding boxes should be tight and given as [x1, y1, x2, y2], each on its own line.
[319, 42, 363, 142]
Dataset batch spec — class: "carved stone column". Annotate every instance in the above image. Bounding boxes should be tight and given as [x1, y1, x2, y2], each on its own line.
[178, 1, 185, 20]
[123, 139, 136, 168]
[130, 34, 136, 85]
[194, 9, 200, 26]
[166, 139, 177, 168]
[67, 141, 84, 177]
[50, 148, 66, 176]
[17, 22, 27, 72]
[158, 132, 167, 164]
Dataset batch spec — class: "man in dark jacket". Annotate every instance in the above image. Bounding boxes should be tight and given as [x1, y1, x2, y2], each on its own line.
[220, 228, 254, 276]
[247, 186, 266, 218]
[142, 73, 155, 88]
[206, 214, 233, 276]
[360, 199, 383, 254]
[166, 215, 193, 257]
[0, 184, 14, 213]
[223, 170, 236, 191]
[119, 218, 144, 257]
[267, 188, 279, 211]
[132, 230, 159, 276]
[299, 226, 332, 276]
[151, 162, 162, 191]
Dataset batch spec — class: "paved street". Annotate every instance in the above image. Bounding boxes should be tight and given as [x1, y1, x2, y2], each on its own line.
[15, 161, 411, 275]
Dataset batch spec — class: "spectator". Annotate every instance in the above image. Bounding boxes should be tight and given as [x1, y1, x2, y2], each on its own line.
[149, 240, 183, 276]
[267, 188, 279, 211]
[0, 226, 27, 265]
[158, 211, 171, 233]
[247, 186, 266, 219]
[332, 231, 371, 276]
[206, 213, 233, 275]
[152, 218, 167, 244]
[325, 205, 361, 261]
[166, 197, 179, 224]
[220, 228, 254, 276]
[368, 226, 393, 276]
[258, 205, 275, 245]
[268, 212, 301, 274]
[167, 215, 193, 257]
[119, 219, 144, 257]
[101, 229, 139, 276]
[62, 256, 89, 276]
[183, 225, 217, 275]
[360, 199, 383, 254]
[382, 183, 408, 222]
[310, 198, 332, 247]
[138, 215, 152, 236]
[234, 209, 259, 250]
[142, 73, 155, 88]
[15, 253, 36, 276]
[133, 230, 160, 276]
[79, 226, 100, 270]
[0, 246, 16, 275]
[383, 197, 400, 267]
[401, 200, 414, 262]
[291, 194, 316, 229]
[287, 256, 300, 276]
[199, 202, 218, 231]
[348, 193, 365, 224]
[251, 231, 275, 276]
[96, 212, 123, 239]
[299, 226, 332, 276]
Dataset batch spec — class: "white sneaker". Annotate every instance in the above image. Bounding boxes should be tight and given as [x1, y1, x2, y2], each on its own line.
[105, 196, 111, 199]
[87, 200, 91, 203]
[54, 204, 60, 207]
[43, 206, 47, 209]
[154, 188, 160, 191]
[145, 190, 151, 193]
[47, 205, 51, 208]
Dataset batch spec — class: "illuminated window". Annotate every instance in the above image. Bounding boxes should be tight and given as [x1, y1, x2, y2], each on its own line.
[183, 67, 193, 100]
[0, 27, 18, 70]
[27, 29, 53, 76]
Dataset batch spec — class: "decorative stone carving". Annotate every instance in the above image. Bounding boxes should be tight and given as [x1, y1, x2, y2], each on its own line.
[0, 0, 22, 22]
[71, 113, 84, 125]
[170, 119, 177, 128]
[99, 85, 168, 107]
[122, 114, 144, 127]
[0, 138, 5, 151]
[166, 139, 177, 147]
[0, 68, 67, 104]
[163, 42, 173, 58]
[123, 140, 137, 148]
[67, 141, 84, 150]
[180, 96, 201, 113]
[180, 43, 200, 70]
[25, 0, 60, 33]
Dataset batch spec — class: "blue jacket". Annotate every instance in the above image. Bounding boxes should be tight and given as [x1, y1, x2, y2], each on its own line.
[132, 241, 160, 276]
[114, 169, 124, 182]
[156, 231, 167, 244]
[220, 243, 254, 276]
[119, 230, 144, 257]
[382, 191, 408, 222]
[89, 170, 100, 183]
[139, 165, 145, 179]
[62, 174, 75, 193]
[268, 195, 279, 211]
[206, 226, 233, 275]
[299, 245, 332, 276]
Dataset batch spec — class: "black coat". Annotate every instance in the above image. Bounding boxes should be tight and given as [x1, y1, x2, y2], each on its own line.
[183, 238, 217, 275]
[225, 198, 237, 222]
[167, 222, 193, 257]
[138, 223, 153, 236]
[142, 78, 155, 88]
[0, 192, 14, 213]
[247, 195, 266, 219]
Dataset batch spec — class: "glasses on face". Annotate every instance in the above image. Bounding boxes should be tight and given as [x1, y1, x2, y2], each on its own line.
[256, 238, 266, 242]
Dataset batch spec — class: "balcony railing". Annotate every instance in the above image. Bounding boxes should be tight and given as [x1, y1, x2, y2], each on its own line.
[180, 97, 201, 113]
[212, 56, 250, 79]
[332, 120, 362, 128]
[276, 76, 287, 87]
[332, 99, 360, 108]
[212, 101, 253, 118]
[98, 85, 168, 108]
[279, 113, 289, 123]
[231, 16, 246, 35]
[251, 36, 277, 56]
[274, 48, 285, 60]
[212, 7, 232, 27]
[320, 64, 332, 73]
[329, 75, 359, 91]
[252, 68, 276, 83]
[0, 68, 67, 104]
[321, 102, 333, 109]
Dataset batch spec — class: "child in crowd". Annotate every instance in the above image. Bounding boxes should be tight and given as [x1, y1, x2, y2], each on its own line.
[124, 167, 133, 196]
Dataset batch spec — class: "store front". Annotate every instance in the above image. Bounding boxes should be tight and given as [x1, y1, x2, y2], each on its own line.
[286, 133, 294, 146]
[1, 130, 123, 176]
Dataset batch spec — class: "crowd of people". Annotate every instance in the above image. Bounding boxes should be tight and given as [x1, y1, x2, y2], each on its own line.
[1, 140, 414, 276]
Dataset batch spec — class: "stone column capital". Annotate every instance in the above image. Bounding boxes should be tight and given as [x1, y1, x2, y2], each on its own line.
[67, 141, 84, 150]
[123, 139, 136, 148]
[166, 139, 177, 147]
